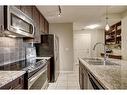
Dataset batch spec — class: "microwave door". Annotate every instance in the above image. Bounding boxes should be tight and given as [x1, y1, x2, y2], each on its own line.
[4, 6, 34, 38]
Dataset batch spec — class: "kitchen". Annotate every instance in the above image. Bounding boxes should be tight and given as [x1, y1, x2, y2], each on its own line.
[0, 5, 127, 90]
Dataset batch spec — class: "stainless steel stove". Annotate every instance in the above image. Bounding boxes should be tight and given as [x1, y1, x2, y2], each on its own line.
[25, 47, 49, 89]
[26, 58, 48, 89]
[0, 47, 49, 89]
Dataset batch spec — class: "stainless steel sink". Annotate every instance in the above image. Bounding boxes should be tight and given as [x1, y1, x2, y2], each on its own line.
[88, 61, 119, 65]
[83, 58, 102, 61]
[83, 58, 119, 66]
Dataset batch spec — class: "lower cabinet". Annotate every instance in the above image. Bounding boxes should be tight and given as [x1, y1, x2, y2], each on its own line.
[79, 62, 88, 89]
[0, 75, 25, 89]
[79, 60, 105, 90]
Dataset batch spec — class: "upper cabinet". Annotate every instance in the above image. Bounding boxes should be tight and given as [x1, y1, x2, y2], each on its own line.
[44, 19, 49, 34]
[20, 6, 33, 19]
[14, 6, 21, 10]
[0, 6, 49, 43]
[32, 6, 41, 43]
[15, 6, 33, 19]
[39, 14, 45, 33]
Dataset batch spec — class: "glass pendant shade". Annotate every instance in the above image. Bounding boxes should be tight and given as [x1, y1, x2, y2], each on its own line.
[105, 24, 110, 31]
[105, 6, 110, 31]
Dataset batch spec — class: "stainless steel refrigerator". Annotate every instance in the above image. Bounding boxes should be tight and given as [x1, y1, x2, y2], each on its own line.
[35, 34, 59, 82]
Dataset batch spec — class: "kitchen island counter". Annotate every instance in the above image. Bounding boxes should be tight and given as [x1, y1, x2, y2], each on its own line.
[79, 58, 127, 89]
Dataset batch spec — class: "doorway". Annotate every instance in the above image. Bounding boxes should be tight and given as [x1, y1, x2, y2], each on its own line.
[74, 34, 91, 64]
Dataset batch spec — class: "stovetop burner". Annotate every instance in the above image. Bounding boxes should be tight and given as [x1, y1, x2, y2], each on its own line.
[0, 58, 47, 71]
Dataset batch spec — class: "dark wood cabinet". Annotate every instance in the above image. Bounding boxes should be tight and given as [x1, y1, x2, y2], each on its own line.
[44, 20, 49, 34]
[47, 21, 49, 33]
[0, 6, 49, 43]
[79, 61, 88, 89]
[33, 6, 41, 43]
[105, 21, 121, 45]
[79, 63, 83, 89]
[14, 6, 21, 10]
[47, 21, 49, 34]
[39, 14, 45, 33]
[0, 75, 25, 89]
[104, 21, 122, 59]
[20, 6, 33, 19]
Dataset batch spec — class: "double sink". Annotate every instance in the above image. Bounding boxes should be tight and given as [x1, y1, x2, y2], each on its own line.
[83, 58, 119, 66]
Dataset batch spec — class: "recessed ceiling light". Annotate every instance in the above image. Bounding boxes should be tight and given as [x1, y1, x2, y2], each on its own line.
[84, 24, 100, 29]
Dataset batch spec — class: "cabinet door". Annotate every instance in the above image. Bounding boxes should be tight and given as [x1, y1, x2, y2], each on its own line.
[44, 20, 49, 34]
[0, 75, 24, 89]
[20, 6, 33, 19]
[47, 21, 49, 33]
[83, 67, 88, 89]
[15, 6, 21, 10]
[79, 63, 83, 89]
[79, 62, 88, 89]
[33, 6, 41, 43]
[12, 76, 24, 89]
[39, 14, 45, 34]
[0, 6, 4, 32]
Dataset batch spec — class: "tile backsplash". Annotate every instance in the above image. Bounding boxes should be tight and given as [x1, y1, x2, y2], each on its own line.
[0, 37, 26, 65]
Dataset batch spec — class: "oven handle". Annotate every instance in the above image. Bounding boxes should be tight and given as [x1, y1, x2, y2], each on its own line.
[28, 66, 47, 88]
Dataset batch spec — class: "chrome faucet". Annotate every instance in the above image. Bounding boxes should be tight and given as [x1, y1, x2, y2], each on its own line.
[93, 42, 108, 64]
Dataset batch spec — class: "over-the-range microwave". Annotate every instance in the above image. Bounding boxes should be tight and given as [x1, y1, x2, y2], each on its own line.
[2, 6, 34, 38]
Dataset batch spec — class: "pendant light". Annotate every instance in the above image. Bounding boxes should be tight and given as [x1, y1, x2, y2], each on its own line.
[58, 6, 61, 17]
[105, 6, 110, 31]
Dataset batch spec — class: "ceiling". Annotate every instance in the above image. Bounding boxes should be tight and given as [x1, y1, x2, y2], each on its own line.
[37, 6, 127, 30]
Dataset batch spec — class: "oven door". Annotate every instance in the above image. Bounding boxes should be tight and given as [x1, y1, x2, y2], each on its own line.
[4, 6, 34, 38]
[28, 65, 48, 89]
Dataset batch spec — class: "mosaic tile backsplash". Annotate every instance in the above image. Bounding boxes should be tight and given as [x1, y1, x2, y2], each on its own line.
[0, 37, 26, 65]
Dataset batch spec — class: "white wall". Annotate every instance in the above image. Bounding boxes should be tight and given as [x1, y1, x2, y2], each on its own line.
[73, 29, 104, 58]
[121, 14, 127, 60]
[73, 33, 91, 64]
[49, 23, 74, 72]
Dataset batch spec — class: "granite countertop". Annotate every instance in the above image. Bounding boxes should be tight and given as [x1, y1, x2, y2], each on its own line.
[79, 57, 127, 89]
[36, 57, 51, 60]
[0, 71, 26, 88]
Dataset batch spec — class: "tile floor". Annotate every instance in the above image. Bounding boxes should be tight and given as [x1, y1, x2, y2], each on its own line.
[47, 64, 80, 90]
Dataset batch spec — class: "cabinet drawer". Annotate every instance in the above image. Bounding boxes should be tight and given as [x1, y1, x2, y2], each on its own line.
[4, 65, 10, 70]
[0, 75, 24, 89]
[0, 81, 13, 89]
[12, 76, 24, 89]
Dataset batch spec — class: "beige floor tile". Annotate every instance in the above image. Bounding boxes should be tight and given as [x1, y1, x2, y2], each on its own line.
[67, 78, 78, 82]
[48, 83, 57, 88]
[68, 82, 79, 86]
[47, 86, 56, 90]
[67, 86, 80, 90]
[55, 86, 68, 90]
[47, 64, 80, 90]
[57, 78, 68, 82]
[57, 83, 68, 87]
